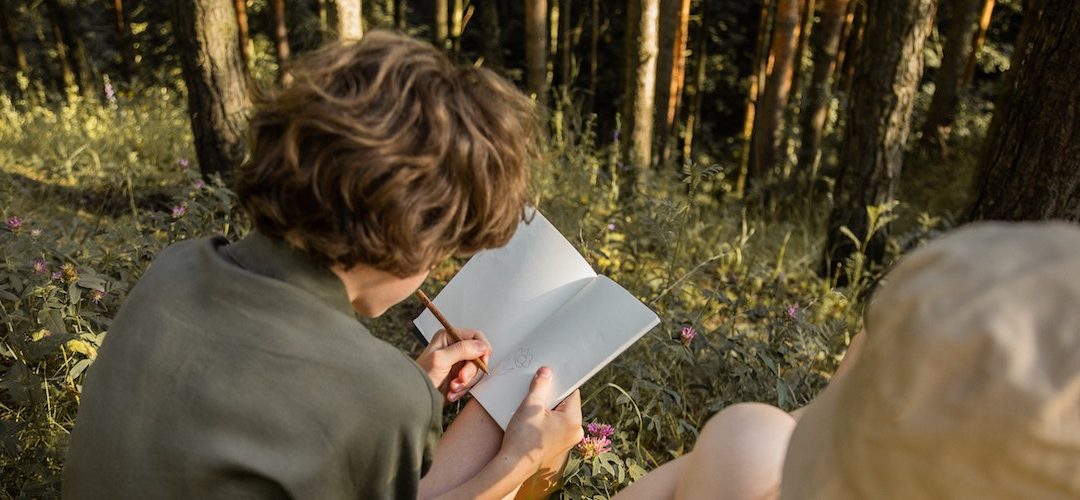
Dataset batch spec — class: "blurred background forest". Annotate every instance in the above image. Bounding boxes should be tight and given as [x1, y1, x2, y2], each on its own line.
[1, 0, 1077, 497]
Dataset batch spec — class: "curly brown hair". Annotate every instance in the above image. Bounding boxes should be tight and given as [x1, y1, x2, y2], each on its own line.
[233, 31, 540, 277]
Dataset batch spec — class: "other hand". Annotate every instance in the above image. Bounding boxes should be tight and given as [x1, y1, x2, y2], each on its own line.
[415, 328, 492, 403]
[500, 367, 584, 471]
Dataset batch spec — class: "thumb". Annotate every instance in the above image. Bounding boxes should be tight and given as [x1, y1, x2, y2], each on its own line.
[522, 366, 554, 407]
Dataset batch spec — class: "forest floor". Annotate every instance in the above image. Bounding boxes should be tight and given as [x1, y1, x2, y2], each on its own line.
[0, 92, 955, 498]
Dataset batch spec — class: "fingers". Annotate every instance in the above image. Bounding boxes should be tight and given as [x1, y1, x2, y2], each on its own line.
[433, 338, 489, 369]
[522, 366, 554, 407]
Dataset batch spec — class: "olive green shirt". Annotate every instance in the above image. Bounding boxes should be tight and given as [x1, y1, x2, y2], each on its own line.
[64, 233, 443, 499]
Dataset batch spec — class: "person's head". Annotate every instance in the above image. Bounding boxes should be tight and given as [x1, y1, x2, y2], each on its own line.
[781, 222, 1080, 499]
[234, 31, 540, 315]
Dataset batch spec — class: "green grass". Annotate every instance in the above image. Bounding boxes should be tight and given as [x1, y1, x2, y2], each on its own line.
[0, 91, 932, 498]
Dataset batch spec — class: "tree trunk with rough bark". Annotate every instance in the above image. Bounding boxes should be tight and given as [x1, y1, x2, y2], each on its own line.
[173, 0, 252, 179]
[682, 3, 707, 164]
[736, 0, 772, 196]
[797, 0, 846, 177]
[750, 0, 801, 184]
[627, 0, 660, 175]
[233, 0, 252, 69]
[434, 0, 448, 50]
[789, 0, 815, 95]
[969, 0, 1080, 221]
[525, 0, 548, 102]
[333, 0, 363, 40]
[921, 0, 982, 148]
[654, 0, 690, 168]
[822, 0, 936, 277]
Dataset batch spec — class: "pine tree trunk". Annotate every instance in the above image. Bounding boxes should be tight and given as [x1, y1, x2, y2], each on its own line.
[969, 0, 1080, 221]
[44, 0, 93, 97]
[736, 0, 772, 196]
[112, 0, 134, 79]
[480, 0, 502, 69]
[682, 5, 707, 164]
[450, 0, 462, 57]
[233, 0, 252, 68]
[797, 0, 846, 177]
[434, 0, 448, 50]
[554, 0, 572, 91]
[654, 0, 679, 160]
[628, 0, 660, 174]
[271, 0, 291, 85]
[654, 0, 690, 169]
[0, 2, 29, 77]
[751, 0, 801, 183]
[587, 0, 598, 114]
[921, 0, 982, 148]
[789, 0, 815, 96]
[836, 0, 864, 96]
[173, 0, 252, 180]
[394, 0, 406, 30]
[962, 0, 995, 85]
[334, 0, 363, 40]
[525, 0, 548, 102]
[822, 0, 936, 277]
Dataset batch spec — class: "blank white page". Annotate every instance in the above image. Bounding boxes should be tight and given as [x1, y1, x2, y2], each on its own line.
[414, 211, 597, 367]
[470, 275, 660, 428]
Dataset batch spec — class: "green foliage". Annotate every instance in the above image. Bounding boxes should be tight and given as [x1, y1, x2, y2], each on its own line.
[0, 92, 945, 499]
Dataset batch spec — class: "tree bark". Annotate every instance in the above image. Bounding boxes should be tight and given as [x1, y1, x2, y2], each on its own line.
[836, 0, 864, 96]
[797, 0, 846, 177]
[0, 1, 29, 77]
[271, 0, 291, 85]
[654, 0, 691, 168]
[822, 0, 937, 277]
[434, 0, 448, 50]
[394, 0, 406, 30]
[789, 0, 815, 95]
[333, 0, 363, 40]
[750, 0, 801, 183]
[479, 0, 502, 69]
[587, 0, 599, 114]
[961, 0, 995, 86]
[969, 0, 1080, 221]
[233, 0, 253, 69]
[921, 0, 982, 148]
[44, 0, 93, 97]
[736, 0, 773, 196]
[628, 0, 660, 174]
[682, 3, 707, 165]
[525, 0, 548, 102]
[112, 0, 134, 79]
[173, 0, 252, 180]
[554, 0, 572, 91]
[450, 0, 463, 57]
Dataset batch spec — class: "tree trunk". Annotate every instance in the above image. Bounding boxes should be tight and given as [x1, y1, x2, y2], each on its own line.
[271, 0, 291, 85]
[750, 0, 801, 183]
[479, 0, 502, 69]
[921, 0, 982, 148]
[0, 1, 29, 77]
[961, 0, 995, 86]
[822, 0, 936, 277]
[525, 0, 548, 102]
[173, 0, 252, 180]
[434, 0, 448, 50]
[654, 0, 691, 169]
[796, 0, 846, 177]
[233, 0, 252, 69]
[333, 0, 363, 40]
[969, 0, 1080, 221]
[682, 3, 707, 165]
[554, 0, 571, 91]
[112, 0, 134, 79]
[788, 0, 815, 95]
[44, 0, 93, 97]
[587, 0, 598, 114]
[627, 0, 660, 175]
[736, 0, 773, 196]
[450, 0, 463, 57]
[836, 0, 864, 96]
[394, 0, 406, 30]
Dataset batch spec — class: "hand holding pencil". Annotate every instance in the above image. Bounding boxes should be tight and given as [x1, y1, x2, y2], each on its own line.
[414, 289, 492, 403]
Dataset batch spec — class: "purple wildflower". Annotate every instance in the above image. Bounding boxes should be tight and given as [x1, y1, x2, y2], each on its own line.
[171, 204, 187, 219]
[32, 259, 47, 275]
[89, 289, 107, 304]
[586, 422, 615, 439]
[6, 215, 23, 232]
[51, 270, 63, 281]
[680, 326, 697, 346]
[577, 436, 612, 459]
[104, 82, 116, 103]
[178, 158, 190, 170]
[607, 221, 616, 231]
[786, 304, 799, 320]
[193, 179, 206, 190]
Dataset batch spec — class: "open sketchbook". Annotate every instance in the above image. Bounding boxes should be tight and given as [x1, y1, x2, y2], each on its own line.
[413, 211, 660, 429]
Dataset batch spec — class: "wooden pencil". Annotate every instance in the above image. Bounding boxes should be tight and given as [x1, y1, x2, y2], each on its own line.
[415, 289, 490, 375]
